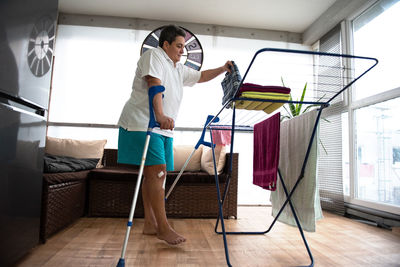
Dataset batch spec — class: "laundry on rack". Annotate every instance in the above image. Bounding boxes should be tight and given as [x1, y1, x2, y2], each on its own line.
[221, 61, 242, 107]
[270, 109, 323, 232]
[235, 101, 284, 114]
[240, 91, 291, 100]
[253, 112, 280, 191]
[211, 127, 232, 146]
[234, 84, 290, 114]
[239, 83, 291, 94]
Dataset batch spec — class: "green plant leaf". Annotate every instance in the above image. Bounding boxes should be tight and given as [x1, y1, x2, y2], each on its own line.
[281, 77, 286, 87]
[303, 104, 319, 113]
[282, 105, 293, 120]
[297, 82, 308, 115]
[280, 77, 329, 155]
[320, 138, 328, 155]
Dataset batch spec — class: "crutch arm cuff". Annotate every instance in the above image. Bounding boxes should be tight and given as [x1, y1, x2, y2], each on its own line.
[148, 85, 165, 129]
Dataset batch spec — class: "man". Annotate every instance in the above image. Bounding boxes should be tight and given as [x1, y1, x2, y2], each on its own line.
[118, 25, 232, 245]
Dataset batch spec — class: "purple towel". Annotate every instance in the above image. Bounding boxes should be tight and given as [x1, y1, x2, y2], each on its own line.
[253, 112, 280, 191]
[240, 83, 291, 94]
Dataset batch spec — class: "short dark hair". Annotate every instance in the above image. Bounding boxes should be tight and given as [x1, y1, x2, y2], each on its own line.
[158, 25, 186, 47]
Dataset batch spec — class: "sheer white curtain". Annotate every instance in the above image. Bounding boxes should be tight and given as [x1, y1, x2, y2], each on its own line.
[48, 24, 310, 205]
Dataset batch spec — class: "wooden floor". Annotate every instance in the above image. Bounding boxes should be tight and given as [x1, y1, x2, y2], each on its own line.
[17, 206, 400, 267]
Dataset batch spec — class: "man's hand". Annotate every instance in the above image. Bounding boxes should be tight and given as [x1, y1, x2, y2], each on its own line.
[198, 60, 234, 83]
[156, 113, 175, 130]
[223, 61, 234, 73]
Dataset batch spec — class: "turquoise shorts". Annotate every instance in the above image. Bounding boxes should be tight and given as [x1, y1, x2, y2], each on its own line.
[117, 127, 174, 171]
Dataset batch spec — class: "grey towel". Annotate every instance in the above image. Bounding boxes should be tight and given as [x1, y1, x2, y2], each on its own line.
[270, 110, 323, 232]
[221, 61, 242, 107]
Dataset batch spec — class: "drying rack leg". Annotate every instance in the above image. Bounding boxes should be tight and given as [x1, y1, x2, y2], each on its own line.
[210, 128, 232, 267]
[214, 168, 314, 267]
[214, 104, 236, 234]
[278, 170, 314, 266]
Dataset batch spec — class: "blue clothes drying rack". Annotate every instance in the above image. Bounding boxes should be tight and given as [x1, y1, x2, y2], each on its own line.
[169, 48, 378, 267]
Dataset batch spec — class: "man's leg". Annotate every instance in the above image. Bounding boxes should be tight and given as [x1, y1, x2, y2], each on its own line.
[143, 164, 186, 245]
[142, 178, 158, 235]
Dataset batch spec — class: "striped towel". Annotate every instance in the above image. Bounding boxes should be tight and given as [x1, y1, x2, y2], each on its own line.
[221, 61, 242, 107]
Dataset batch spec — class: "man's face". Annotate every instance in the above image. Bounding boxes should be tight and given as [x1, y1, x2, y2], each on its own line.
[163, 36, 185, 64]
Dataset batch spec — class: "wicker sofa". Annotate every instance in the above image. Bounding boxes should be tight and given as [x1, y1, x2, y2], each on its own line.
[40, 148, 238, 242]
[40, 170, 89, 241]
[88, 149, 238, 219]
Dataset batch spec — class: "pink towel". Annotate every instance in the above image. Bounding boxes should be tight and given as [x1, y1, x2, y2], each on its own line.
[253, 112, 280, 191]
[211, 127, 232, 145]
[240, 83, 291, 94]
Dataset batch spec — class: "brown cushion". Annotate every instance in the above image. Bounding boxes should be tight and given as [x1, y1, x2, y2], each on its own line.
[43, 170, 91, 185]
[89, 167, 227, 184]
[168, 171, 227, 184]
[89, 167, 139, 181]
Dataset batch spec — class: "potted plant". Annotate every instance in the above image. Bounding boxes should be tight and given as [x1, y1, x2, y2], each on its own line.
[280, 77, 328, 154]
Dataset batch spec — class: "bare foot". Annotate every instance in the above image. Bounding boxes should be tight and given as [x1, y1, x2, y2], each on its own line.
[157, 227, 186, 245]
[142, 222, 157, 235]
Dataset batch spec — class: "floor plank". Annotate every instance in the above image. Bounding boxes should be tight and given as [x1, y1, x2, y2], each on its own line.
[17, 207, 400, 267]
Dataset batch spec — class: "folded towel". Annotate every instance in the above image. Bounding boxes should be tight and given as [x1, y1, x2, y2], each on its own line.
[253, 112, 280, 191]
[211, 127, 232, 146]
[270, 109, 323, 232]
[235, 100, 285, 114]
[240, 83, 291, 94]
[221, 61, 242, 107]
[240, 91, 290, 101]
[263, 103, 285, 114]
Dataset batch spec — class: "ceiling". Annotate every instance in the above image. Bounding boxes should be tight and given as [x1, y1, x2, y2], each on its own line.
[58, 0, 337, 34]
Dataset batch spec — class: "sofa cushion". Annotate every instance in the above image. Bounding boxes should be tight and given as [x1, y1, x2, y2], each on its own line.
[43, 170, 91, 185]
[201, 145, 227, 175]
[168, 171, 228, 184]
[45, 136, 107, 168]
[89, 166, 139, 181]
[90, 167, 227, 184]
[173, 145, 202, 172]
[43, 154, 99, 173]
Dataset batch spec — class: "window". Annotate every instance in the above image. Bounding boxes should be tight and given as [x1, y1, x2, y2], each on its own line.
[352, 0, 400, 100]
[349, 0, 400, 214]
[354, 97, 400, 206]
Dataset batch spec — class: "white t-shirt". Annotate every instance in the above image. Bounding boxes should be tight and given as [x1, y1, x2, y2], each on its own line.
[118, 47, 201, 137]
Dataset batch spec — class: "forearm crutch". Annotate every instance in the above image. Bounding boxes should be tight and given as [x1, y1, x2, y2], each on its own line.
[165, 114, 219, 200]
[116, 85, 165, 267]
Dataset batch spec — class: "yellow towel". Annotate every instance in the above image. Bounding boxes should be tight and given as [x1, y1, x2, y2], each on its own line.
[246, 101, 266, 110]
[264, 103, 284, 113]
[241, 92, 290, 101]
[234, 91, 289, 113]
[235, 100, 252, 109]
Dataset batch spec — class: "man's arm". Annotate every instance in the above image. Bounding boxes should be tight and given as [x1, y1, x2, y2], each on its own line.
[198, 61, 232, 83]
[145, 75, 174, 130]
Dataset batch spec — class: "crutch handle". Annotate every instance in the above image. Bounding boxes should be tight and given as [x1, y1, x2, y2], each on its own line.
[195, 115, 220, 149]
[148, 85, 165, 129]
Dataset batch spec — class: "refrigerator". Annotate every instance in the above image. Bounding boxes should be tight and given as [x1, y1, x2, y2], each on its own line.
[0, 0, 58, 265]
